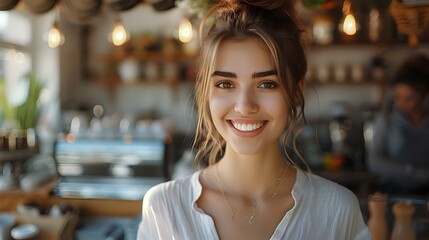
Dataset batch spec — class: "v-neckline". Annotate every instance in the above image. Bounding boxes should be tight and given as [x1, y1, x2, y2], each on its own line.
[191, 168, 301, 239]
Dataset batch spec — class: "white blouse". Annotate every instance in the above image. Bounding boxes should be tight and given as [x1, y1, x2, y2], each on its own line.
[137, 169, 370, 240]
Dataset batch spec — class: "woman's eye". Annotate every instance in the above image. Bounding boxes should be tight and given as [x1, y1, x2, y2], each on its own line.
[215, 81, 233, 89]
[259, 81, 278, 89]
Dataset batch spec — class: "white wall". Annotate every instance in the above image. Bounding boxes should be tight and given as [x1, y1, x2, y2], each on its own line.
[31, 11, 61, 154]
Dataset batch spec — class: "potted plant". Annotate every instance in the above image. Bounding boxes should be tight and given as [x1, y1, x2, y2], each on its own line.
[0, 73, 43, 151]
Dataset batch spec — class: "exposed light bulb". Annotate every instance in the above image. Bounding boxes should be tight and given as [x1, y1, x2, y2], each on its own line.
[178, 18, 193, 43]
[112, 21, 129, 46]
[338, 0, 357, 36]
[342, 13, 357, 36]
[48, 22, 65, 48]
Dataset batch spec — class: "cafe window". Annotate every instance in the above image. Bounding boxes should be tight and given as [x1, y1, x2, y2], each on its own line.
[0, 48, 31, 84]
[0, 11, 32, 94]
[0, 11, 32, 45]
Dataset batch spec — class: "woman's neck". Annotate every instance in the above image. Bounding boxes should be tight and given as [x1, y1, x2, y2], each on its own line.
[216, 145, 288, 199]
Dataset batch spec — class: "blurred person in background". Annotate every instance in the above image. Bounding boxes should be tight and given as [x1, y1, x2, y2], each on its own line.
[368, 54, 429, 195]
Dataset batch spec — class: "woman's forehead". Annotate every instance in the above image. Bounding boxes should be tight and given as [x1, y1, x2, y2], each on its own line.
[214, 38, 275, 71]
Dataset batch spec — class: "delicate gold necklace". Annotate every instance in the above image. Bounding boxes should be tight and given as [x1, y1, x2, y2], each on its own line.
[215, 164, 288, 224]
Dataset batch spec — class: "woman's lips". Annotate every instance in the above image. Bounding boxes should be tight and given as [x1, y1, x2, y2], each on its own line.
[228, 120, 268, 138]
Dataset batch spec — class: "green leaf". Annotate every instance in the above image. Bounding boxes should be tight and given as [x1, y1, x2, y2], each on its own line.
[1, 73, 43, 130]
[0, 77, 17, 121]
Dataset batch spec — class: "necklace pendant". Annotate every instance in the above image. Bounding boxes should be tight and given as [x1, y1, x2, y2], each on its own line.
[248, 213, 256, 224]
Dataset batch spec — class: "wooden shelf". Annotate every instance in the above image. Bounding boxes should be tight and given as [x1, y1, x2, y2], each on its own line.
[90, 78, 186, 88]
[95, 51, 197, 88]
[307, 42, 429, 51]
[101, 52, 196, 63]
[0, 148, 37, 162]
[305, 79, 379, 86]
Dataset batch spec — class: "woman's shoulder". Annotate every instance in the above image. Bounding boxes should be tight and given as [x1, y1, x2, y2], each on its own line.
[301, 171, 358, 204]
[296, 172, 369, 239]
[293, 172, 362, 228]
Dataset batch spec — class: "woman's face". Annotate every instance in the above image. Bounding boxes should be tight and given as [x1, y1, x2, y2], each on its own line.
[393, 83, 424, 116]
[209, 38, 288, 155]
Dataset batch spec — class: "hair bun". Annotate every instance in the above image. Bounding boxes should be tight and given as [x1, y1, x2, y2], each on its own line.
[243, 0, 294, 11]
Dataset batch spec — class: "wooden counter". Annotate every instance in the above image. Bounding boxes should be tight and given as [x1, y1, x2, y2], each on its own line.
[0, 179, 142, 217]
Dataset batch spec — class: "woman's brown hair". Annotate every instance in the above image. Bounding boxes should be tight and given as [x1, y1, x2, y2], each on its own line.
[193, 0, 310, 171]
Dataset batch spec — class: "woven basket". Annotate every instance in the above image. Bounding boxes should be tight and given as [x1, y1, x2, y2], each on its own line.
[390, 0, 429, 46]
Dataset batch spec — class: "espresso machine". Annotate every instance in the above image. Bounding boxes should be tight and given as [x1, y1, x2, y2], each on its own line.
[54, 106, 173, 200]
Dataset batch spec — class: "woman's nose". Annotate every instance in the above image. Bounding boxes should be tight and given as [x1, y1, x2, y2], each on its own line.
[233, 89, 258, 115]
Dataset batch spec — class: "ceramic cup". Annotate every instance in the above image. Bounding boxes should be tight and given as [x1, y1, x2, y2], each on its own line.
[11, 224, 39, 240]
[118, 58, 140, 83]
[0, 213, 16, 240]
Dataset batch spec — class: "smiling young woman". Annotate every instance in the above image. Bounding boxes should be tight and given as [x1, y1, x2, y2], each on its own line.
[137, 1, 370, 239]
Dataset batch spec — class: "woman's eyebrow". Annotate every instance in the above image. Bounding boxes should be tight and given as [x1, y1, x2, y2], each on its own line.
[211, 71, 236, 78]
[211, 70, 276, 78]
[252, 70, 277, 78]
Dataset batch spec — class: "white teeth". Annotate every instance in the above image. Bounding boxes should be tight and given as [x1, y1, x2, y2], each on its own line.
[232, 122, 264, 132]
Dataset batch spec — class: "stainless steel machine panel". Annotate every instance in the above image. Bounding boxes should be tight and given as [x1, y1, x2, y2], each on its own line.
[55, 138, 169, 178]
[53, 137, 172, 200]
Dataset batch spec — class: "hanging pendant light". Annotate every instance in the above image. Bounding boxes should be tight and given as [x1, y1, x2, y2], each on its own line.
[46, 9, 65, 48]
[178, 18, 193, 43]
[111, 17, 129, 46]
[47, 21, 65, 48]
[342, 13, 357, 35]
[339, 0, 357, 36]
